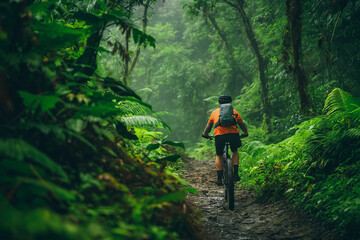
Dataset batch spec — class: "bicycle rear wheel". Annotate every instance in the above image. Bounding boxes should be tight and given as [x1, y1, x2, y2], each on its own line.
[226, 157, 234, 210]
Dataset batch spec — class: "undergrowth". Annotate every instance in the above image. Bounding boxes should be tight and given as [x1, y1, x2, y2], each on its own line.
[237, 88, 360, 238]
[0, 2, 196, 240]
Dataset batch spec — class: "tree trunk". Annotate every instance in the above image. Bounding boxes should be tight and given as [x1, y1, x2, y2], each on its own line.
[224, 0, 272, 132]
[207, 13, 250, 95]
[123, 27, 131, 86]
[286, 0, 311, 115]
[123, 0, 152, 86]
[76, 26, 105, 77]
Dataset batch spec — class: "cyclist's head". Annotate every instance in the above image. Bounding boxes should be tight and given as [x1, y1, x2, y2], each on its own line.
[218, 94, 232, 104]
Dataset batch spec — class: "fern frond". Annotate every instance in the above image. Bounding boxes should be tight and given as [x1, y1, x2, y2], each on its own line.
[346, 128, 360, 140]
[349, 103, 360, 123]
[116, 99, 153, 116]
[22, 178, 76, 201]
[0, 139, 68, 182]
[243, 141, 266, 157]
[306, 134, 327, 155]
[120, 116, 170, 131]
[323, 88, 351, 116]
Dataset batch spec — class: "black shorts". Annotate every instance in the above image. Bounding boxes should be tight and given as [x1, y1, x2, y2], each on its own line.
[215, 133, 242, 156]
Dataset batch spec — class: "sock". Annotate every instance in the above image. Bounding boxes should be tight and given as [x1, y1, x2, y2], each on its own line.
[233, 165, 239, 175]
[217, 170, 223, 180]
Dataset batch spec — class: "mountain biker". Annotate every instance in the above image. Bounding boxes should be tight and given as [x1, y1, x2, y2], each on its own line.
[202, 94, 248, 186]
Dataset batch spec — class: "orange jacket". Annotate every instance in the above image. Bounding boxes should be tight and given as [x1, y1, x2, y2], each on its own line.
[208, 108, 243, 136]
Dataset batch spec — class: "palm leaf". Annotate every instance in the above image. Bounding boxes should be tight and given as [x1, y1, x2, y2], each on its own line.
[0, 139, 69, 182]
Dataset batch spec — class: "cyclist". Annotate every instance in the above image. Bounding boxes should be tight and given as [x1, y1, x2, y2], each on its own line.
[202, 94, 248, 186]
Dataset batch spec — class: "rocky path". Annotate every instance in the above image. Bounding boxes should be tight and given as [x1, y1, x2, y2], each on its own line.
[182, 159, 335, 240]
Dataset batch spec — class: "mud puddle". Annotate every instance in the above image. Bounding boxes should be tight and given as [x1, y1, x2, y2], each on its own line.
[182, 159, 335, 240]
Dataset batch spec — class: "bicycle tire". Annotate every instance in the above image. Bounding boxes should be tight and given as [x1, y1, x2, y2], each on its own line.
[223, 168, 227, 200]
[226, 157, 234, 210]
[223, 152, 227, 200]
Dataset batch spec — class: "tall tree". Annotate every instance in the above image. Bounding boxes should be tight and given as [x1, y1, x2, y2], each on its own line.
[285, 0, 311, 115]
[123, 0, 154, 86]
[207, 12, 250, 95]
[223, 0, 272, 132]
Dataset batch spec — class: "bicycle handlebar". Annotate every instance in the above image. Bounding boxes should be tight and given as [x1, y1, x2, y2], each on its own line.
[202, 135, 214, 140]
[202, 134, 248, 140]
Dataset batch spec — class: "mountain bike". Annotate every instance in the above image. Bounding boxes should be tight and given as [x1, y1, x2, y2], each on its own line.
[203, 135, 246, 210]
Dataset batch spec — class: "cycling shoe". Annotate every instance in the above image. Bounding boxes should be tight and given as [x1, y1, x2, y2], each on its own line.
[234, 174, 240, 182]
[215, 178, 223, 186]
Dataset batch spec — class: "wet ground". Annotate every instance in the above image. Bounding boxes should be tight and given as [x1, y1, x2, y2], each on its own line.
[182, 159, 336, 240]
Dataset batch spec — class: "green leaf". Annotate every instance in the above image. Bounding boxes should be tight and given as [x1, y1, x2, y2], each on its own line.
[0, 138, 68, 182]
[76, 104, 118, 117]
[323, 88, 351, 116]
[102, 146, 117, 157]
[63, 129, 97, 152]
[29, 0, 58, 20]
[93, 125, 115, 141]
[65, 119, 87, 133]
[132, 27, 156, 48]
[158, 154, 181, 162]
[18, 91, 60, 112]
[31, 21, 86, 52]
[22, 178, 77, 201]
[121, 116, 167, 129]
[22, 122, 66, 141]
[184, 188, 198, 194]
[97, 0, 107, 11]
[0, 159, 46, 177]
[154, 191, 186, 203]
[162, 140, 185, 149]
[146, 143, 161, 151]
[96, 46, 110, 53]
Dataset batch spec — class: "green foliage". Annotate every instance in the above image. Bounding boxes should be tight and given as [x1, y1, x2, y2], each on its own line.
[0, 1, 191, 239]
[0, 138, 68, 182]
[236, 89, 360, 238]
[18, 91, 61, 113]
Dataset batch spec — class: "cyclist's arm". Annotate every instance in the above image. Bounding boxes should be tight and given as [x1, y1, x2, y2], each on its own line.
[238, 122, 249, 136]
[202, 122, 213, 137]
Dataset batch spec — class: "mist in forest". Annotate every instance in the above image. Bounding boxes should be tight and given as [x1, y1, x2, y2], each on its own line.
[101, 0, 360, 145]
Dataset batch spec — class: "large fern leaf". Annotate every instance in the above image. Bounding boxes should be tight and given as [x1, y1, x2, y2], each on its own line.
[120, 116, 170, 132]
[0, 139, 69, 182]
[346, 128, 360, 140]
[323, 88, 360, 122]
[323, 88, 352, 116]
[116, 99, 153, 116]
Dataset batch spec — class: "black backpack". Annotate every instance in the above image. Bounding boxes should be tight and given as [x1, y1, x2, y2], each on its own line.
[215, 103, 237, 128]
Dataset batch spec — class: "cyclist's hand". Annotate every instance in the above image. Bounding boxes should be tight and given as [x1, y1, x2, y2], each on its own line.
[202, 135, 213, 140]
[202, 134, 208, 139]
[240, 133, 249, 138]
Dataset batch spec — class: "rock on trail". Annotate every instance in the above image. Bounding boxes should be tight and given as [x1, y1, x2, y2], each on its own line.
[182, 159, 335, 240]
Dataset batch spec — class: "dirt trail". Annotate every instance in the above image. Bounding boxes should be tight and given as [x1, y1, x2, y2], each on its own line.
[182, 159, 335, 240]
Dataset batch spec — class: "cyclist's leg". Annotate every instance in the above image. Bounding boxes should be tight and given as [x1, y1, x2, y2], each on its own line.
[215, 135, 225, 185]
[232, 149, 239, 165]
[215, 154, 223, 170]
[229, 133, 241, 181]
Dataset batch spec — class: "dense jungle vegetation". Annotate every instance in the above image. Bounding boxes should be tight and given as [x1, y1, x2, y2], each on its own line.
[0, 0, 359, 239]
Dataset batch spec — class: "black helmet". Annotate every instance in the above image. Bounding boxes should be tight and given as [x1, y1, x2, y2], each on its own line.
[218, 94, 232, 104]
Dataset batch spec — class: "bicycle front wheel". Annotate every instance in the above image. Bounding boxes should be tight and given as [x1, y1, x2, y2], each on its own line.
[226, 157, 234, 210]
